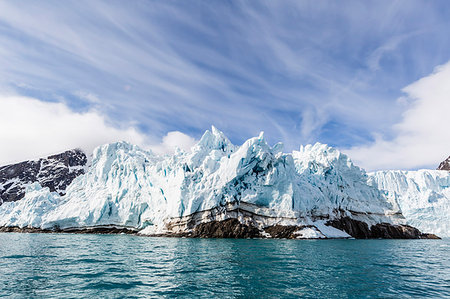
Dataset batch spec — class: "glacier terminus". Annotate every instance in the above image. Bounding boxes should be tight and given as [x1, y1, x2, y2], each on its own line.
[0, 127, 447, 239]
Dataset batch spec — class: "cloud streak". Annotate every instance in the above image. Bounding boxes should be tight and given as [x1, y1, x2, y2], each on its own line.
[0, 1, 449, 168]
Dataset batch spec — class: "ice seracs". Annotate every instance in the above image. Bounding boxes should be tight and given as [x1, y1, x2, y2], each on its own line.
[0, 183, 61, 228]
[0, 127, 443, 239]
[369, 170, 450, 237]
[292, 143, 401, 218]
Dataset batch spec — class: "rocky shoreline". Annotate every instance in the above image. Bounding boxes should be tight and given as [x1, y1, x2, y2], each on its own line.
[0, 217, 440, 239]
[0, 225, 138, 235]
[326, 217, 440, 239]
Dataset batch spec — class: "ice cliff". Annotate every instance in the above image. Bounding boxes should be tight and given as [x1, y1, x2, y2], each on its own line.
[369, 170, 450, 237]
[0, 127, 444, 239]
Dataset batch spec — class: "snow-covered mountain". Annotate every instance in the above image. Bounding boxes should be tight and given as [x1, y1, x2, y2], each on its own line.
[0, 127, 443, 239]
[369, 170, 450, 237]
[0, 149, 87, 205]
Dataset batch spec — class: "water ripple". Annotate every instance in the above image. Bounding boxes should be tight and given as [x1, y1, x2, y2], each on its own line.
[0, 234, 449, 298]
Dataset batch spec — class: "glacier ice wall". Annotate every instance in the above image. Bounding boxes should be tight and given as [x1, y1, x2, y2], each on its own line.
[0, 127, 404, 232]
[369, 170, 450, 237]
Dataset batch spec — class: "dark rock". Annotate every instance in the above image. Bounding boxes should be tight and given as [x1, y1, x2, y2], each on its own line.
[0, 149, 87, 205]
[327, 217, 371, 239]
[370, 223, 419, 239]
[437, 156, 450, 170]
[0, 225, 137, 235]
[327, 217, 441, 239]
[0, 226, 53, 233]
[190, 218, 262, 238]
[61, 226, 137, 235]
[264, 225, 305, 239]
[420, 233, 441, 239]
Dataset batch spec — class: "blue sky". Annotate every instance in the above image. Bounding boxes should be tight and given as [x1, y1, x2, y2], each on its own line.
[0, 1, 449, 170]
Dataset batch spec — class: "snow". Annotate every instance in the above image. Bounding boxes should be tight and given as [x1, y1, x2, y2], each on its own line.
[0, 127, 413, 236]
[313, 220, 352, 238]
[369, 170, 450, 237]
[294, 227, 325, 239]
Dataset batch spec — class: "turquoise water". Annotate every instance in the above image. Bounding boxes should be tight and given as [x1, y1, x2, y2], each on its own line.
[0, 234, 449, 298]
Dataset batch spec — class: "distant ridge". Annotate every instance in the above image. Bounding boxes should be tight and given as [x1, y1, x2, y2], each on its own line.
[437, 156, 450, 170]
[0, 149, 87, 205]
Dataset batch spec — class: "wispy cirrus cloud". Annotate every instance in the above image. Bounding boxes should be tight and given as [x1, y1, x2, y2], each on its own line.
[0, 1, 449, 168]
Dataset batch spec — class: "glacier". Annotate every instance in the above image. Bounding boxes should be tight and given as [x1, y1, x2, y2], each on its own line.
[0, 126, 444, 239]
[369, 170, 450, 237]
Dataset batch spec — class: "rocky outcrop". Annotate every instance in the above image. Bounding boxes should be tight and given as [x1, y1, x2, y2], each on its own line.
[156, 215, 440, 239]
[0, 149, 87, 205]
[327, 217, 440, 239]
[326, 217, 371, 238]
[264, 225, 308, 239]
[191, 218, 261, 238]
[437, 156, 450, 170]
[150, 202, 439, 239]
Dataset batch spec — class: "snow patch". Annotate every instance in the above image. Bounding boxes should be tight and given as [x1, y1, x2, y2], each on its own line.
[294, 227, 324, 239]
[314, 221, 352, 238]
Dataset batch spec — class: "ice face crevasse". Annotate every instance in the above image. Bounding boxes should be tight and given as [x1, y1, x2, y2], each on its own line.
[0, 127, 407, 236]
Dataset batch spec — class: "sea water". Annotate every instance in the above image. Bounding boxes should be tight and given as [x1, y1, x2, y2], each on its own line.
[0, 233, 449, 298]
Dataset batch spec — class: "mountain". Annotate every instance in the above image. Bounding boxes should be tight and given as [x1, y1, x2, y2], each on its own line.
[369, 170, 450, 237]
[0, 128, 441, 239]
[438, 156, 450, 170]
[0, 149, 87, 205]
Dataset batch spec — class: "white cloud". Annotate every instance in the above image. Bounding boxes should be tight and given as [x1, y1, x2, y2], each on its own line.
[0, 96, 197, 165]
[346, 61, 450, 171]
[150, 131, 197, 155]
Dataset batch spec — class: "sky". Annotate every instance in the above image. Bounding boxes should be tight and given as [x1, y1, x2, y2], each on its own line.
[0, 0, 449, 170]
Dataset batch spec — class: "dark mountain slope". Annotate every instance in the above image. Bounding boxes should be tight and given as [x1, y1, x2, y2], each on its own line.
[0, 149, 87, 205]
